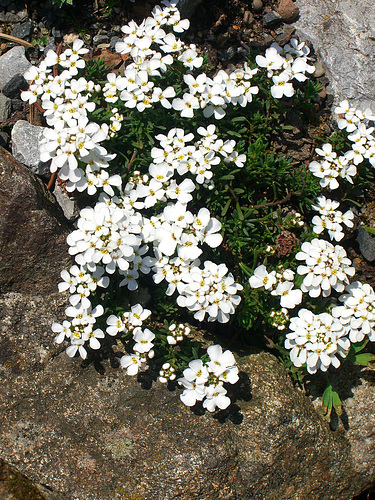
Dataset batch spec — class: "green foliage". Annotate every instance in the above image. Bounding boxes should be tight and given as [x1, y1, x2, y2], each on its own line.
[51, 0, 73, 6]
[346, 339, 375, 366]
[322, 383, 342, 418]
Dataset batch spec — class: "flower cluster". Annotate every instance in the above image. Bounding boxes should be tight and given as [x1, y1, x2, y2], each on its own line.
[311, 195, 354, 242]
[296, 238, 355, 298]
[178, 345, 239, 412]
[176, 261, 243, 323]
[52, 303, 105, 360]
[332, 281, 375, 343]
[22, 0, 345, 406]
[22, 40, 120, 194]
[285, 309, 350, 374]
[309, 100, 375, 189]
[255, 39, 315, 99]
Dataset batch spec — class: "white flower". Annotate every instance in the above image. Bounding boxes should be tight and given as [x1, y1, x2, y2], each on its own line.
[271, 282, 303, 309]
[206, 344, 236, 377]
[120, 353, 143, 375]
[133, 328, 155, 353]
[249, 265, 277, 290]
[202, 384, 231, 412]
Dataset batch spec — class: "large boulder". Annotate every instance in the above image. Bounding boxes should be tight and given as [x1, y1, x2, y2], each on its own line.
[294, 0, 375, 111]
[0, 146, 71, 294]
[0, 289, 374, 499]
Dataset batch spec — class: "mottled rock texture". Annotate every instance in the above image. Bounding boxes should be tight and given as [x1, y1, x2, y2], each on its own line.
[0, 146, 71, 294]
[294, 0, 375, 111]
[0, 288, 374, 500]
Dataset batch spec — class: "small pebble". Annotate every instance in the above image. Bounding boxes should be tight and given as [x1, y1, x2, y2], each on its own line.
[252, 0, 263, 13]
[93, 34, 109, 45]
[0, 131, 9, 148]
[15, 8, 28, 21]
[277, 0, 299, 23]
[358, 227, 375, 262]
[244, 10, 254, 25]
[51, 27, 62, 42]
[275, 26, 296, 45]
[110, 36, 122, 49]
[263, 11, 281, 27]
[313, 60, 325, 78]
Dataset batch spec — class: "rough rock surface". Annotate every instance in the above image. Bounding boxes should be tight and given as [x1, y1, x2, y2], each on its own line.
[0, 146, 71, 295]
[0, 46, 31, 92]
[294, 0, 375, 111]
[0, 93, 11, 121]
[11, 120, 51, 177]
[11, 120, 50, 177]
[0, 289, 374, 500]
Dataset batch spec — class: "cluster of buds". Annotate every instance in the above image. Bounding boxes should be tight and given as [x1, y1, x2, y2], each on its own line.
[269, 308, 290, 330]
[159, 362, 177, 383]
[167, 323, 191, 345]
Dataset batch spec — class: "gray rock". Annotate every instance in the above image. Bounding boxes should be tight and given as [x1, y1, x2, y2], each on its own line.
[263, 11, 282, 27]
[93, 34, 109, 45]
[0, 46, 31, 92]
[15, 8, 28, 21]
[109, 36, 121, 50]
[4, 11, 19, 22]
[51, 27, 62, 42]
[2, 73, 28, 98]
[52, 184, 80, 222]
[10, 20, 33, 39]
[294, 0, 375, 111]
[357, 227, 375, 262]
[0, 93, 11, 121]
[11, 120, 50, 177]
[11, 98, 23, 111]
[43, 38, 57, 55]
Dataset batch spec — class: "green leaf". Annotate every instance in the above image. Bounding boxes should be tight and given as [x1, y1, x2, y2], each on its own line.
[281, 125, 294, 131]
[362, 225, 375, 235]
[221, 198, 232, 217]
[236, 202, 244, 220]
[347, 338, 368, 357]
[347, 353, 374, 366]
[239, 262, 253, 277]
[322, 384, 342, 419]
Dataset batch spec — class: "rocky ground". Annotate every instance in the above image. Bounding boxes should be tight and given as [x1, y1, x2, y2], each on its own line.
[1, 0, 375, 498]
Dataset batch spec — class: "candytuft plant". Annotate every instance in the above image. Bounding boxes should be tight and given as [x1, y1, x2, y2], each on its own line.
[21, 0, 375, 417]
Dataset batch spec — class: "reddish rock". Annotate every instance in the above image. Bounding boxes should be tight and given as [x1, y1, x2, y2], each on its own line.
[0, 146, 71, 294]
[277, 0, 300, 22]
